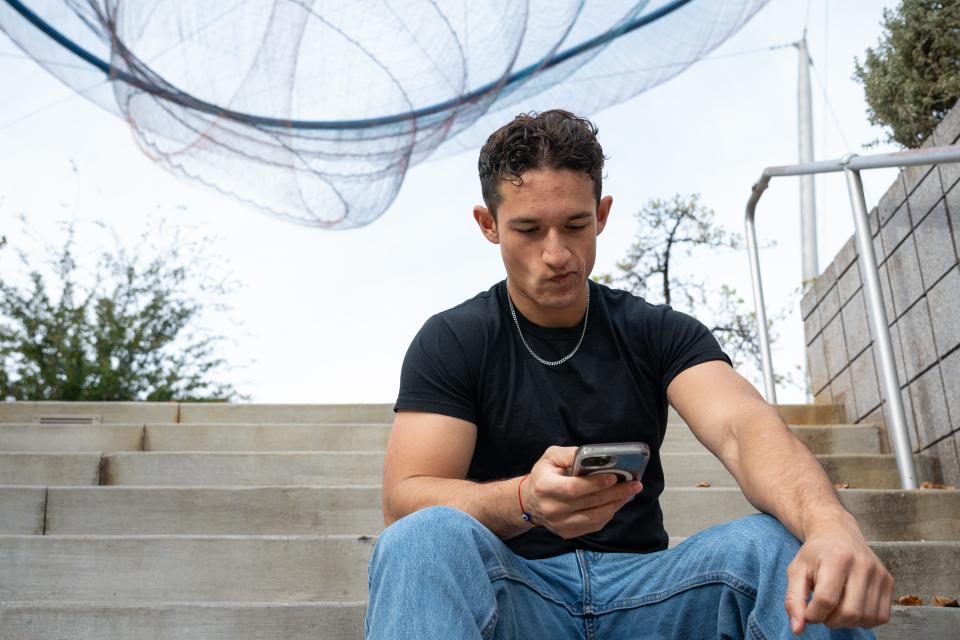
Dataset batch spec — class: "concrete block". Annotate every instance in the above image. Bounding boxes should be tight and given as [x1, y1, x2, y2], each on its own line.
[817, 285, 841, 325]
[177, 404, 395, 424]
[663, 453, 936, 489]
[903, 163, 935, 197]
[877, 174, 907, 225]
[880, 203, 913, 257]
[800, 285, 817, 320]
[850, 347, 881, 420]
[0, 487, 45, 534]
[886, 237, 924, 317]
[897, 300, 937, 382]
[927, 266, 960, 357]
[46, 486, 384, 535]
[0, 402, 178, 424]
[821, 315, 848, 380]
[813, 263, 837, 306]
[949, 183, 960, 259]
[872, 541, 960, 600]
[836, 236, 858, 274]
[941, 349, 960, 435]
[837, 261, 861, 306]
[803, 308, 821, 346]
[101, 452, 385, 486]
[0, 602, 367, 640]
[908, 170, 943, 226]
[877, 606, 960, 640]
[929, 435, 960, 488]
[914, 202, 958, 287]
[910, 365, 951, 449]
[0, 424, 144, 452]
[0, 453, 100, 485]
[144, 424, 392, 452]
[807, 335, 830, 396]
[939, 157, 960, 193]
[829, 368, 857, 429]
[932, 99, 960, 146]
[842, 290, 871, 361]
[0, 535, 376, 602]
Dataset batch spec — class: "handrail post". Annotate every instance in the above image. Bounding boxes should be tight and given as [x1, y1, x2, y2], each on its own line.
[842, 165, 918, 489]
[745, 176, 777, 403]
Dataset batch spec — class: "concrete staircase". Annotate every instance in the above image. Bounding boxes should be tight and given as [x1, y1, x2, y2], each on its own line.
[0, 401, 957, 639]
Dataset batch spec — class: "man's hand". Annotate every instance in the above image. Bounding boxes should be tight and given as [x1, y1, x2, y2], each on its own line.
[521, 445, 643, 539]
[784, 518, 894, 635]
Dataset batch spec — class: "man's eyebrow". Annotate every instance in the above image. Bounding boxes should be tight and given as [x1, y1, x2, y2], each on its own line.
[508, 212, 593, 225]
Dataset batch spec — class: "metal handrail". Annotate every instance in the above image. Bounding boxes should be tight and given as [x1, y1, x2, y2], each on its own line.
[745, 144, 960, 491]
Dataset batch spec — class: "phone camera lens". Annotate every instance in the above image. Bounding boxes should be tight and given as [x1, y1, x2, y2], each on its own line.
[581, 456, 612, 468]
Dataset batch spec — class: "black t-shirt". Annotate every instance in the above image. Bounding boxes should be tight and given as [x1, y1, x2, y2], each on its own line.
[395, 279, 731, 559]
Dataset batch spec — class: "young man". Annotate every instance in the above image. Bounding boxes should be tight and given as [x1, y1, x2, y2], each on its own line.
[366, 110, 893, 639]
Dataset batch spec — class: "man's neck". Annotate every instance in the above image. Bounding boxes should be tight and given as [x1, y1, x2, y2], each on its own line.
[507, 279, 589, 328]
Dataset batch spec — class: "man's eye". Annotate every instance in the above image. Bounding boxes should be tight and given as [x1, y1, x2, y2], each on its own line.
[568, 225, 587, 231]
[516, 228, 537, 234]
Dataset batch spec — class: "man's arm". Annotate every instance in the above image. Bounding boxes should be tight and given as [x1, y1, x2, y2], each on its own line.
[666, 360, 894, 633]
[382, 410, 641, 540]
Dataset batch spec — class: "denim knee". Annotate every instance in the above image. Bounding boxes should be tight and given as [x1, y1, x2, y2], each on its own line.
[371, 506, 484, 566]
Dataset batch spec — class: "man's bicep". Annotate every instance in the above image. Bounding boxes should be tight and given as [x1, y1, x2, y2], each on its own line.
[383, 410, 478, 488]
[666, 360, 767, 462]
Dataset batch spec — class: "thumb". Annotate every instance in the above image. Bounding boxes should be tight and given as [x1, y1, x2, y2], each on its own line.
[541, 445, 578, 470]
[784, 561, 812, 636]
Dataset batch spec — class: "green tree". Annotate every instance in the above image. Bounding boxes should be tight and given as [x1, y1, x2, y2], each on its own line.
[853, 0, 960, 148]
[596, 194, 799, 388]
[0, 221, 240, 401]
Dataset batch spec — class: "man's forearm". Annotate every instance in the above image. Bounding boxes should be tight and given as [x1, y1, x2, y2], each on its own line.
[727, 403, 860, 541]
[384, 476, 535, 540]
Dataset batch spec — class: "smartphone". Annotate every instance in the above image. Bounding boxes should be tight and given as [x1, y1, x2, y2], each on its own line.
[569, 442, 650, 483]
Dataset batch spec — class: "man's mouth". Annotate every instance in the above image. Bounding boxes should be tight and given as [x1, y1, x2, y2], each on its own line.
[550, 272, 575, 284]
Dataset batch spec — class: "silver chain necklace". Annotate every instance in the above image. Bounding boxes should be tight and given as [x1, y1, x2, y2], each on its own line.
[505, 279, 589, 367]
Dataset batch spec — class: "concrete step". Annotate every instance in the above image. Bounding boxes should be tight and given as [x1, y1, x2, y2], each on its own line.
[94, 451, 939, 488]
[0, 602, 953, 640]
[0, 453, 101, 485]
[0, 487, 45, 534]
[0, 536, 955, 603]
[178, 404, 395, 424]
[0, 401, 178, 424]
[15, 486, 956, 540]
[0, 535, 376, 602]
[0, 423, 883, 455]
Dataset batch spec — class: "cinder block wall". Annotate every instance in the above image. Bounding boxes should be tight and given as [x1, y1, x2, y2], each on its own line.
[801, 104, 960, 487]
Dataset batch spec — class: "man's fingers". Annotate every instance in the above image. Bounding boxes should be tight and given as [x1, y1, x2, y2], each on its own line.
[784, 560, 813, 635]
[803, 556, 852, 626]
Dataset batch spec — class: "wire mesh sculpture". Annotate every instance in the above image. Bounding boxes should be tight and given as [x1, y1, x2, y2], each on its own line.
[1, 0, 768, 228]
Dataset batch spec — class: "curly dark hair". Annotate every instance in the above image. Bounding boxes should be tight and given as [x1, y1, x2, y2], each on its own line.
[477, 109, 606, 218]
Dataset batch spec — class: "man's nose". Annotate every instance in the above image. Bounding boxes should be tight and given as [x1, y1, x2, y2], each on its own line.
[542, 229, 571, 267]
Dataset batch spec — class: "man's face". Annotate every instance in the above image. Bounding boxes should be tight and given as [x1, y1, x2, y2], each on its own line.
[474, 168, 612, 327]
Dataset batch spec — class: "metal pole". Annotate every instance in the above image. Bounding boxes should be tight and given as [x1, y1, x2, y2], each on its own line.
[843, 165, 918, 489]
[797, 36, 818, 284]
[745, 178, 777, 404]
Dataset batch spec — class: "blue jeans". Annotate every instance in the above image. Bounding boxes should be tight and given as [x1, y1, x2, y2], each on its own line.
[366, 507, 876, 639]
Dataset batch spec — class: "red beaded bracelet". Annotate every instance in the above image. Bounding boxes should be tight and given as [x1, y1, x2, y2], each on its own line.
[518, 474, 534, 523]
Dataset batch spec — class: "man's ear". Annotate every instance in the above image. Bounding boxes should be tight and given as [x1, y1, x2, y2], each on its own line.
[596, 195, 613, 235]
[474, 205, 500, 244]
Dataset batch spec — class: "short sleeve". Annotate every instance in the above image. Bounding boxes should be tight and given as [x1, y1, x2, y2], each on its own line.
[394, 314, 478, 424]
[658, 306, 732, 391]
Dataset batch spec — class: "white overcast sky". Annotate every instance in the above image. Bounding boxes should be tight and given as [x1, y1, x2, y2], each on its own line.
[0, 0, 902, 404]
